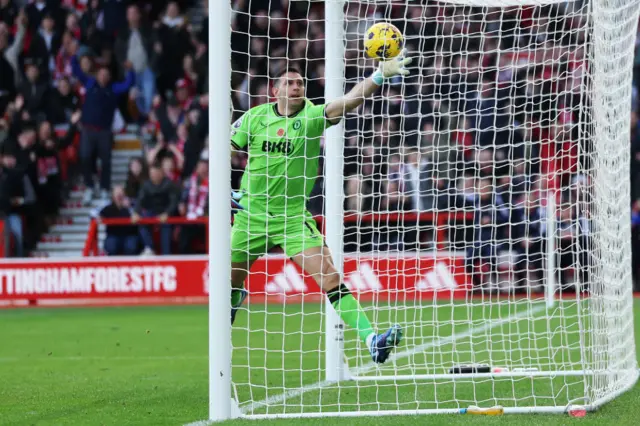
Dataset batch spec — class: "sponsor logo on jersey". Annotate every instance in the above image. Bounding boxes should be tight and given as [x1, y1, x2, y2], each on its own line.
[261, 140, 294, 155]
[293, 119, 301, 130]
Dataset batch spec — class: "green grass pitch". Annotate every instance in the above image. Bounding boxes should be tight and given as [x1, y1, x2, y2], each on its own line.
[1, 298, 639, 426]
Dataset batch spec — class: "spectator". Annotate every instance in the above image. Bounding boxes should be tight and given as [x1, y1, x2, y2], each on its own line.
[472, 148, 496, 180]
[181, 99, 208, 178]
[497, 161, 531, 207]
[512, 191, 545, 291]
[146, 133, 184, 182]
[0, 149, 36, 257]
[98, 185, 139, 256]
[4, 121, 37, 184]
[0, 0, 17, 28]
[160, 154, 182, 183]
[54, 31, 78, 81]
[174, 122, 187, 151]
[156, 1, 192, 94]
[71, 52, 134, 205]
[25, 0, 57, 33]
[34, 111, 81, 222]
[35, 120, 62, 220]
[151, 91, 185, 144]
[18, 62, 49, 122]
[556, 193, 591, 290]
[0, 10, 26, 112]
[95, 45, 120, 86]
[174, 78, 192, 108]
[46, 76, 81, 125]
[114, 4, 158, 118]
[182, 54, 201, 95]
[124, 156, 148, 203]
[454, 173, 478, 209]
[28, 13, 60, 80]
[384, 153, 407, 212]
[133, 163, 178, 255]
[402, 148, 431, 211]
[0, 31, 14, 114]
[79, 0, 105, 53]
[65, 11, 81, 40]
[467, 177, 510, 288]
[178, 154, 208, 254]
[472, 77, 500, 142]
[345, 175, 373, 214]
[75, 46, 92, 71]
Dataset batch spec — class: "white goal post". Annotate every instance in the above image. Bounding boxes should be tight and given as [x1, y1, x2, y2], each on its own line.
[208, 0, 232, 421]
[208, 0, 640, 421]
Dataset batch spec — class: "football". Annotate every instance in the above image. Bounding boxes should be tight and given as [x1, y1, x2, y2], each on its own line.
[364, 22, 404, 60]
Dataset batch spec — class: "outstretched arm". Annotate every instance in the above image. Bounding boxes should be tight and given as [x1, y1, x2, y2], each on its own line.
[71, 55, 90, 86]
[5, 14, 27, 76]
[325, 49, 411, 120]
[112, 62, 135, 95]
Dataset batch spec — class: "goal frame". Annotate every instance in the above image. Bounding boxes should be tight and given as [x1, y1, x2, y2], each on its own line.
[208, 0, 232, 421]
[208, 0, 640, 421]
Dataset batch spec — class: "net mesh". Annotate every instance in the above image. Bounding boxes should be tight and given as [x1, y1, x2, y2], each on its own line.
[227, 0, 638, 416]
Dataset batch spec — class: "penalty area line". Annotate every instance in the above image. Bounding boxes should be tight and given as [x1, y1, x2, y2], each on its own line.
[184, 303, 546, 425]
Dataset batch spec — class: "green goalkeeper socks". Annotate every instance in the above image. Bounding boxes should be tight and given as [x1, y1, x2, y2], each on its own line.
[231, 287, 245, 306]
[327, 284, 375, 344]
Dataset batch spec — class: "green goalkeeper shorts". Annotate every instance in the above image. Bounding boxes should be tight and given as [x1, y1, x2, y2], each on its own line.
[230, 209, 324, 263]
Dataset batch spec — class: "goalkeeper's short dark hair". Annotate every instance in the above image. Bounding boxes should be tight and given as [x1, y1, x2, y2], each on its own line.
[274, 65, 304, 83]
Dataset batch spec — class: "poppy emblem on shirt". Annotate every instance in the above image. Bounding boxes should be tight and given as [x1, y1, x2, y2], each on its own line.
[277, 128, 285, 137]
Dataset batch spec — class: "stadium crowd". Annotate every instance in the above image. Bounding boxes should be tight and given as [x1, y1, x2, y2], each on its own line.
[0, 0, 638, 291]
[0, 0, 210, 256]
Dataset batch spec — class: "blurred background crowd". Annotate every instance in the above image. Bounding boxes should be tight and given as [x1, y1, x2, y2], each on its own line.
[0, 0, 210, 256]
[0, 0, 637, 291]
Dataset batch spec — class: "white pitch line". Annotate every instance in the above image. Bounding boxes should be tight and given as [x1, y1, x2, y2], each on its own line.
[184, 303, 546, 426]
[0, 355, 207, 362]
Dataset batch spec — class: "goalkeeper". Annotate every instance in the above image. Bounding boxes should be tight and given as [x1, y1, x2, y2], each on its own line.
[229, 50, 411, 364]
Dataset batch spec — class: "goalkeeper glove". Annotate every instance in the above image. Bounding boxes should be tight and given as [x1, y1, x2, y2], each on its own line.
[372, 48, 412, 85]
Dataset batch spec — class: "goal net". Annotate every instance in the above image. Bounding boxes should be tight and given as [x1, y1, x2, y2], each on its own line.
[208, 0, 639, 420]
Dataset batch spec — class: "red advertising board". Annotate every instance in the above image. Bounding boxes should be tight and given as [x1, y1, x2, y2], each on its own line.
[0, 253, 469, 306]
[0, 257, 208, 304]
[245, 253, 470, 302]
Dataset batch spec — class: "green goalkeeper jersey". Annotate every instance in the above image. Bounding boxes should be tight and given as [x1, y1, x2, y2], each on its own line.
[230, 100, 334, 214]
